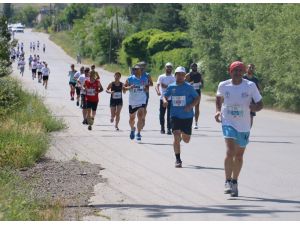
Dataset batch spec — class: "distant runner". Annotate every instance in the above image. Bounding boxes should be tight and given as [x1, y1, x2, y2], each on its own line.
[68, 64, 77, 101]
[42, 62, 50, 89]
[18, 57, 25, 76]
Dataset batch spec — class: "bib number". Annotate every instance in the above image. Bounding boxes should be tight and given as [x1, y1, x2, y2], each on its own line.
[227, 105, 244, 118]
[112, 92, 122, 99]
[172, 96, 186, 107]
[86, 88, 96, 96]
[193, 82, 202, 90]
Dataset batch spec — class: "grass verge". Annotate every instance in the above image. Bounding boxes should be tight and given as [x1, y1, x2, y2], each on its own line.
[0, 76, 65, 220]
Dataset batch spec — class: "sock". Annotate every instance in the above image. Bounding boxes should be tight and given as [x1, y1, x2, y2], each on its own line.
[231, 179, 238, 184]
[226, 179, 232, 183]
[175, 153, 181, 161]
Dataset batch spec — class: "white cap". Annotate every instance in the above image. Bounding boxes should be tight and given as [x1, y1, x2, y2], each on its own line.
[174, 66, 186, 74]
[165, 62, 173, 67]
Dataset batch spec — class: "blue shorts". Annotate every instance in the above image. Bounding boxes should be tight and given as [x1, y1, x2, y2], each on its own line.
[222, 125, 250, 148]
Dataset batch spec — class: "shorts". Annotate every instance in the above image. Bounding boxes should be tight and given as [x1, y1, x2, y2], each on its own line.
[32, 69, 37, 74]
[145, 92, 149, 107]
[38, 71, 42, 76]
[75, 87, 81, 96]
[171, 117, 193, 135]
[196, 89, 201, 96]
[110, 99, 123, 107]
[250, 112, 256, 117]
[42, 76, 49, 81]
[87, 101, 98, 111]
[129, 104, 146, 114]
[69, 81, 76, 87]
[81, 94, 87, 109]
[222, 125, 250, 148]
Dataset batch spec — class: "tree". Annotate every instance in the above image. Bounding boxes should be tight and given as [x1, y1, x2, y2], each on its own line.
[0, 16, 12, 77]
[2, 3, 13, 22]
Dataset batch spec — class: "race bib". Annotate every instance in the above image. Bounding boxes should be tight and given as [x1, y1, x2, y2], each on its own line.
[227, 105, 244, 118]
[193, 82, 202, 90]
[86, 88, 96, 96]
[132, 86, 144, 93]
[112, 92, 122, 99]
[132, 104, 142, 109]
[172, 96, 186, 107]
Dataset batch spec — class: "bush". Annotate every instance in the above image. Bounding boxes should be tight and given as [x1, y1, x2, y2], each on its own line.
[147, 31, 192, 55]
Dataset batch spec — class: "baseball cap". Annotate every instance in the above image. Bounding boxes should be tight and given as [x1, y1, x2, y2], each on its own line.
[165, 62, 173, 68]
[229, 61, 245, 74]
[175, 66, 186, 74]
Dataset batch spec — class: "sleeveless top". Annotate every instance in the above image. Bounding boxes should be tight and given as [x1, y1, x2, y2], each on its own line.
[111, 82, 123, 100]
[189, 71, 203, 91]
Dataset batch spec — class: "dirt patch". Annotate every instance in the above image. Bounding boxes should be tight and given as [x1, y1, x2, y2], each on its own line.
[18, 157, 105, 220]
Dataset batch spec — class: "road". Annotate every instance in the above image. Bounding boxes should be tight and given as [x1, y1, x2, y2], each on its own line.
[11, 29, 300, 221]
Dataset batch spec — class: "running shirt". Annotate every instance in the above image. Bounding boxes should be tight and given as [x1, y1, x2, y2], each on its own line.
[78, 74, 89, 94]
[31, 61, 37, 69]
[157, 73, 175, 100]
[188, 71, 203, 91]
[18, 60, 25, 68]
[74, 71, 81, 86]
[84, 79, 100, 102]
[37, 62, 43, 72]
[42, 67, 50, 76]
[164, 82, 198, 119]
[111, 82, 123, 100]
[68, 70, 77, 83]
[217, 79, 262, 132]
[127, 74, 148, 107]
[243, 74, 260, 90]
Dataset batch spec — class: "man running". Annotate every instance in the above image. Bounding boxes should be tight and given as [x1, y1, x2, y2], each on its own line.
[74, 66, 84, 106]
[37, 41, 40, 51]
[77, 53, 81, 64]
[37, 60, 43, 83]
[18, 57, 25, 76]
[42, 62, 50, 89]
[155, 62, 175, 135]
[68, 64, 77, 101]
[30, 42, 32, 52]
[91, 65, 100, 79]
[124, 65, 148, 141]
[185, 63, 204, 129]
[106, 72, 125, 131]
[84, 72, 103, 131]
[163, 66, 200, 168]
[243, 64, 261, 127]
[138, 61, 153, 130]
[215, 61, 263, 197]
[43, 44, 46, 53]
[31, 59, 37, 80]
[78, 67, 90, 124]
[28, 55, 33, 69]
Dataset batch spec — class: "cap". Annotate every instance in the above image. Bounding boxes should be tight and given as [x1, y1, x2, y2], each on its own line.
[133, 64, 141, 69]
[174, 66, 186, 74]
[229, 61, 245, 74]
[190, 63, 197, 67]
[165, 62, 173, 68]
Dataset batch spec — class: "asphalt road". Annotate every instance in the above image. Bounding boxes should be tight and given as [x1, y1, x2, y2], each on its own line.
[11, 29, 300, 221]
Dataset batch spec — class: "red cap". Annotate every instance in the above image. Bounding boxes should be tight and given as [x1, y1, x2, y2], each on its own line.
[229, 61, 245, 74]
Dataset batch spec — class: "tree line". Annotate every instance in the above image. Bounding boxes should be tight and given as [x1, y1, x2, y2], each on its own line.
[2, 3, 300, 112]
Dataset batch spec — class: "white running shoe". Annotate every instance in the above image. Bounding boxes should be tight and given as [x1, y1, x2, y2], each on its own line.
[224, 181, 232, 194]
[231, 183, 238, 197]
[194, 123, 198, 129]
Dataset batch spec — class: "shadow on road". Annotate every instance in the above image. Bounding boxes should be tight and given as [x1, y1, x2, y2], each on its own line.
[89, 202, 300, 219]
[184, 165, 224, 171]
[250, 140, 293, 144]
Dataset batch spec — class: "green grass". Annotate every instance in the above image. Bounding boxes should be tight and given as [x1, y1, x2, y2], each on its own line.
[0, 77, 65, 220]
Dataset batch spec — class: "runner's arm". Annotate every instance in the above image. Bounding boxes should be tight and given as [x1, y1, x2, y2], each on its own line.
[124, 79, 133, 91]
[215, 96, 223, 123]
[106, 82, 113, 94]
[185, 73, 191, 82]
[250, 100, 263, 112]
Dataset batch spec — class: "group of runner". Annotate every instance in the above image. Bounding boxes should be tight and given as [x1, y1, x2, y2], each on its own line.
[67, 59, 262, 197]
[30, 41, 46, 53]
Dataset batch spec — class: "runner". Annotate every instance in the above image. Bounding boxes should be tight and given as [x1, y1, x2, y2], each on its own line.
[18, 57, 25, 76]
[37, 61, 43, 83]
[163, 66, 200, 168]
[106, 72, 125, 131]
[78, 67, 90, 124]
[42, 62, 50, 89]
[185, 63, 204, 129]
[215, 61, 263, 197]
[20, 42, 24, 52]
[124, 65, 148, 141]
[28, 54, 33, 69]
[77, 53, 81, 64]
[30, 42, 32, 52]
[32, 42, 35, 52]
[37, 55, 40, 62]
[37, 41, 40, 51]
[68, 64, 77, 101]
[91, 65, 100, 79]
[243, 64, 261, 127]
[43, 43, 46, 53]
[74, 66, 84, 106]
[155, 62, 175, 135]
[137, 61, 153, 130]
[83, 71, 103, 131]
[31, 59, 37, 80]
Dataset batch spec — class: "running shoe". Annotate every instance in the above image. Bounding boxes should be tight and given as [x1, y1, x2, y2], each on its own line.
[76, 101, 79, 106]
[160, 129, 165, 134]
[88, 125, 92, 131]
[71, 97, 74, 101]
[136, 133, 142, 141]
[231, 183, 238, 197]
[175, 160, 182, 168]
[82, 119, 88, 125]
[167, 129, 172, 135]
[194, 123, 198, 129]
[224, 180, 232, 194]
[115, 126, 119, 131]
[130, 128, 135, 140]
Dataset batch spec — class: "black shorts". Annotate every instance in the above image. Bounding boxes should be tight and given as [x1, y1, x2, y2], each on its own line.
[171, 117, 193, 135]
[75, 87, 81, 95]
[110, 99, 123, 107]
[250, 112, 256, 117]
[87, 101, 98, 111]
[42, 76, 48, 81]
[129, 104, 146, 114]
[81, 94, 87, 109]
[38, 71, 42, 76]
[32, 69, 37, 74]
[69, 82, 76, 87]
[196, 90, 201, 96]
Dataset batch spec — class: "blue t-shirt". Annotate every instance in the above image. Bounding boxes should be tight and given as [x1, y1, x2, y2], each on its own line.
[164, 82, 198, 119]
[127, 74, 148, 106]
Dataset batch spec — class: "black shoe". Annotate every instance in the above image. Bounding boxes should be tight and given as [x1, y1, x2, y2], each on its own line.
[88, 125, 92, 130]
[82, 119, 88, 125]
[71, 97, 74, 101]
[160, 129, 165, 134]
[167, 129, 172, 135]
[175, 160, 182, 168]
[76, 101, 79, 106]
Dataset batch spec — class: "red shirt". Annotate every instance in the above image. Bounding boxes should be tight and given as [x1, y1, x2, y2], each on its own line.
[85, 80, 100, 102]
